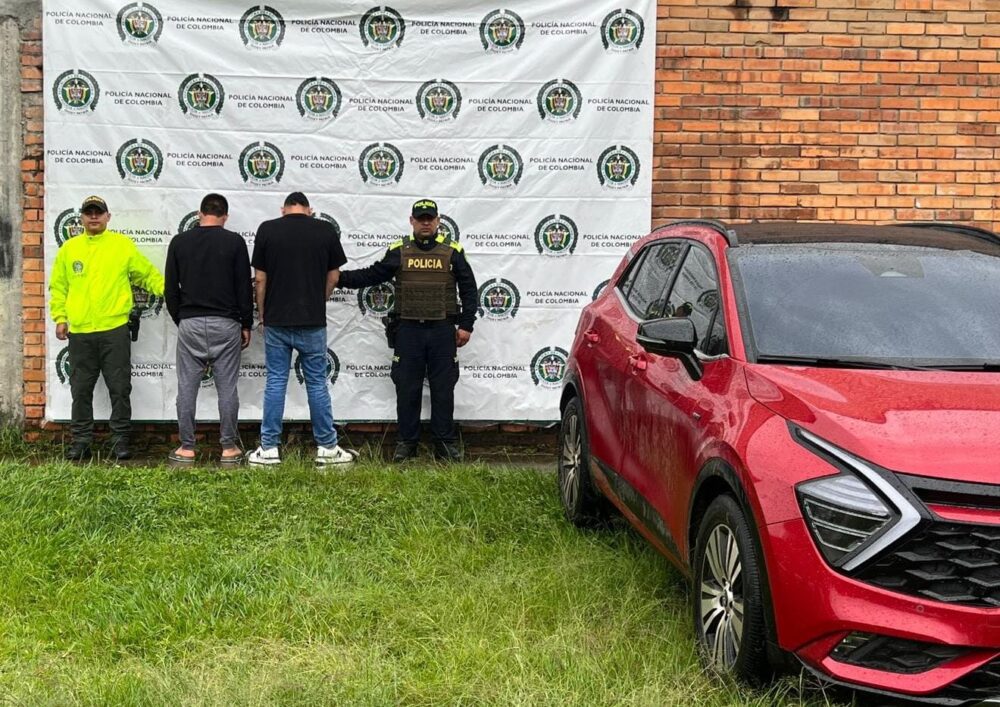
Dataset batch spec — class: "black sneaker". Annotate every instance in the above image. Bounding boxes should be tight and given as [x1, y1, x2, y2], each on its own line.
[110, 438, 132, 461]
[65, 441, 92, 461]
[392, 442, 418, 463]
[432, 442, 463, 463]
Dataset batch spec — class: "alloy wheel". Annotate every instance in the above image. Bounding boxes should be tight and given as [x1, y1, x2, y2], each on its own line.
[699, 523, 745, 670]
[560, 410, 581, 511]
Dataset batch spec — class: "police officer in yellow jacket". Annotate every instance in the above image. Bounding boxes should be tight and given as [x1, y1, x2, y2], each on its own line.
[338, 199, 477, 462]
[49, 195, 165, 461]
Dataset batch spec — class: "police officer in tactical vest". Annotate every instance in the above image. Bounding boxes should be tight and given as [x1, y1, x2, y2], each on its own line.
[337, 199, 478, 462]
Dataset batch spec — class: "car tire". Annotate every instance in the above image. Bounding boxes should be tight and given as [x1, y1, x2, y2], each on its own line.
[558, 397, 610, 527]
[692, 495, 772, 685]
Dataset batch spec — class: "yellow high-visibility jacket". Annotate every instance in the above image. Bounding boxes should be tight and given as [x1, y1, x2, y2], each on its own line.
[49, 229, 165, 334]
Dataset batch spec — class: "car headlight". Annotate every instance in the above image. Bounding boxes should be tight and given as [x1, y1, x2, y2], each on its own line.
[794, 428, 921, 572]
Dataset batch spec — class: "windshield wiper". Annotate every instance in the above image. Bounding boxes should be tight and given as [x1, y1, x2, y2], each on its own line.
[754, 355, 935, 371]
[921, 362, 1000, 372]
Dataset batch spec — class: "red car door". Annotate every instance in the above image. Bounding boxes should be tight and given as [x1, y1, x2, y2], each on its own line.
[577, 241, 686, 473]
[619, 244, 733, 559]
[573, 291, 634, 470]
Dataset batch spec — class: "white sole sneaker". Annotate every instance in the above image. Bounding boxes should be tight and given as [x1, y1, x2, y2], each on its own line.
[315, 445, 359, 466]
[247, 447, 281, 466]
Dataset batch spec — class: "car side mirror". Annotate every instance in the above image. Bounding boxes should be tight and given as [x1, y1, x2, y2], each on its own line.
[637, 317, 703, 380]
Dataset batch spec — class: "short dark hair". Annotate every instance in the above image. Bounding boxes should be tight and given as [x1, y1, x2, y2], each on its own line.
[284, 191, 310, 207]
[199, 193, 229, 217]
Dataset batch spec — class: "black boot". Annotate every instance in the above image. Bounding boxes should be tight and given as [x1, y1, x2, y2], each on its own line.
[110, 438, 132, 461]
[432, 441, 463, 463]
[65, 441, 92, 461]
[392, 442, 418, 463]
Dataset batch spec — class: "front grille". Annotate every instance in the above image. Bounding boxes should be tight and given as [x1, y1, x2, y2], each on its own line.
[856, 522, 1000, 608]
[938, 656, 1000, 702]
[831, 632, 965, 674]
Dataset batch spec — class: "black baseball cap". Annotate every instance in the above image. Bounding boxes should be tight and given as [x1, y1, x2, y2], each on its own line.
[283, 191, 310, 207]
[80, 195, 108, 213]
[412, 199, 439, 218]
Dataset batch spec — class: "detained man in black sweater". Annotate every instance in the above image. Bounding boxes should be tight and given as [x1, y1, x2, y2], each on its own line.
[337, 198, 478, 463]
[164, 193, 253, 464]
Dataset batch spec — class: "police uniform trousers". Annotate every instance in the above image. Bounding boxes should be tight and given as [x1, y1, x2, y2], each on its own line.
[391, 320, 459, 444]
[67, 324, 132, 444]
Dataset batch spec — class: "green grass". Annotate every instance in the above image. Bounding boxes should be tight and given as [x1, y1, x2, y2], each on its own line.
[0, 457, 851, 706]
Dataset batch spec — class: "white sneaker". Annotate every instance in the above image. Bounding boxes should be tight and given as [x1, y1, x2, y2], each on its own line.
[247, 446, 281, 466]
[315, 444, 358, 466]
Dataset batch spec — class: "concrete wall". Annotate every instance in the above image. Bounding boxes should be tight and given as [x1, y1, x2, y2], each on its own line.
[0, 0, 38, 425]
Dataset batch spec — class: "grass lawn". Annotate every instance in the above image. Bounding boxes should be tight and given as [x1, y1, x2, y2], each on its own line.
[0, 453, 851, 705]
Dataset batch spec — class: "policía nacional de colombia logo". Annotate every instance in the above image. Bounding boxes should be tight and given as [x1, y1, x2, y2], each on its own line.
[477, 277, 521, 321]
[116, 138, 163, 183]
[55, 347, 71, 385]
[480, 9, 525, 53]
[317, 212, 342, 238]
[601, 9, 644, 53]
[131, 285, 164, 320]
[597, 144, 640, 189]
[178, 211, 200, 233]
[296, 77, 342, 120]
[478, 145, 523, 188]
[117, 3, 163, 45]
[537, 79, 582, 122]
[416, 79, 462, 122]
[295, 348, 340, 386]
[359, 142, 404, 185]
[358, 283, 396, 317]
[240, 141, 285, 186]
[437, 214, 460, 242]
[360, 6, 405, 50]
[535, 214, 579, 256]
[240, 5, 286, 49]
[178, 73, 224, 117]
[54, 208, 85, 246]
[53, 70, 100, 113]
[531, 346, 569, 388]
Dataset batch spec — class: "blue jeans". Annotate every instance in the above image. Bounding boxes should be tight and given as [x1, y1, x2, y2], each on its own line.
[261, 326, 337, 449]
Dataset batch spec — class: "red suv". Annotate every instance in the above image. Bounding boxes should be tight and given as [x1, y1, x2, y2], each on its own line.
[559, 220, 1000, 705]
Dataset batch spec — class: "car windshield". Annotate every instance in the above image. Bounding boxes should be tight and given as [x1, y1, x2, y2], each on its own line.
[729, 242, 1000, 366]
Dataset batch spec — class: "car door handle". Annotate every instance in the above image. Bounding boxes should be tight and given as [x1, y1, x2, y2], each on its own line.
[584, 329, 600, 344]
[628, 353, 647, 371]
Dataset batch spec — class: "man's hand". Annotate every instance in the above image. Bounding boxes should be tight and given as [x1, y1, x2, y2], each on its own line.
[456, 328, 471, 348]
[325, 268, 340, 299]
[55, 323, 68, 340]
[241, 328, 251, 349]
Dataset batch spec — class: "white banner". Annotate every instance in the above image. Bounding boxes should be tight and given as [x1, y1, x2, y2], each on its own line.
[43, 1, 654, 422]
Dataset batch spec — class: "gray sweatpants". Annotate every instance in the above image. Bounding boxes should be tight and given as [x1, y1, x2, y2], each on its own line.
[176, 316, 242, 449]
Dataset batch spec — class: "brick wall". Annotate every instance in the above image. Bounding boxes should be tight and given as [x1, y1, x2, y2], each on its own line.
[20, 15, 44, 428]
[16, 1, 1000, 434]
[654, 0, 1000, 227]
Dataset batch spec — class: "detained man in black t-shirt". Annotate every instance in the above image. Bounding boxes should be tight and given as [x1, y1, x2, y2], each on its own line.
[247, 192, 356, 467]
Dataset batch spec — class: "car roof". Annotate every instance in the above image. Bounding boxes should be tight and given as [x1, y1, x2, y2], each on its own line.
[657, 220, 1000, 256]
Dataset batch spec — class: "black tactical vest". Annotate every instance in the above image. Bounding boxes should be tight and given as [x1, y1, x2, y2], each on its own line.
[394, 237, 458, 320]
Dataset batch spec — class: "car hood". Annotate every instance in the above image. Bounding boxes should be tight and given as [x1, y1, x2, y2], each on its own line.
[744, 365, 1000, 483]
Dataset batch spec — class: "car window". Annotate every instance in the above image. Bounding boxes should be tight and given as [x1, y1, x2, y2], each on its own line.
[620, 242, 685, 320]
[729, 243, 1000, 363]
[665, 245, 727, 355]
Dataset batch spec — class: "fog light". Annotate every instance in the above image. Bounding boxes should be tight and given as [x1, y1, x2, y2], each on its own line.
[831, 632, 965, 674]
